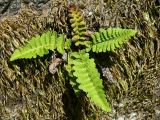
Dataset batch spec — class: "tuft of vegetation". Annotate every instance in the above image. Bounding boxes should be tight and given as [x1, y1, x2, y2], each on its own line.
[10, 4, 137, 112]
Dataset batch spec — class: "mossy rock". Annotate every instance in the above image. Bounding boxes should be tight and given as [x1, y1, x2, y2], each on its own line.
[0, 0, 160, 120]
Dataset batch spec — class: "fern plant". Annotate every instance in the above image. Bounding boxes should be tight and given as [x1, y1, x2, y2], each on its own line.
[10, 4, 137, 112]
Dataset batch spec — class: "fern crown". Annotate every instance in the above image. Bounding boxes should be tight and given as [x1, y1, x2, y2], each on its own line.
[10, 4, 137, 112]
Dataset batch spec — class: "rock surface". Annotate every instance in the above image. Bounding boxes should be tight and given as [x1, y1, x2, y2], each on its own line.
[0, 0, 50, 16]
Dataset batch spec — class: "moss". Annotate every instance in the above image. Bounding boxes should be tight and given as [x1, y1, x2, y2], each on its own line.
[0, 0, 160, 119]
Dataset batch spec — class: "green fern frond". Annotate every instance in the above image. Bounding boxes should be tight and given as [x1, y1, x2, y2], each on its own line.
[68, 51, 111, 112]
[68, 4, 87, 42]
[90, 28, 137, 53]
[10, 31, 71, 61]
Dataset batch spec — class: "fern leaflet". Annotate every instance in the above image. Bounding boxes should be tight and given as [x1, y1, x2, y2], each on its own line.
[90, 28, 137, 52]
[10, 31, 71, 61]
[68, 51, 111, 112]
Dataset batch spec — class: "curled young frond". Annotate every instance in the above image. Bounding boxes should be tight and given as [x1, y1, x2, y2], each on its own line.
[68, 4, 87, 43]
[90, 28, 137, 52]
[10, 31, 71, 61]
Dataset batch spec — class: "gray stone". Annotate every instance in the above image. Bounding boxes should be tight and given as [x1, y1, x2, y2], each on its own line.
[0, 0, 50, 16]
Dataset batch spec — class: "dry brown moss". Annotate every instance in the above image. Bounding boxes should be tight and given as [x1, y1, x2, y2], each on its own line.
[0, 5, 66, 120]
[0, 0, 160, 120]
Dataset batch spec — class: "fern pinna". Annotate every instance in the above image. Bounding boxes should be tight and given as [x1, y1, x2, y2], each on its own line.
[10, 4, 137, 112]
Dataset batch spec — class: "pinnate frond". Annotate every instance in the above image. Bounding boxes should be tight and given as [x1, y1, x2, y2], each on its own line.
[10, 31, 71, 61]
[68, 51, 111, 112]
[90, 28, 137, 52]
[68, 4, 87, 42]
